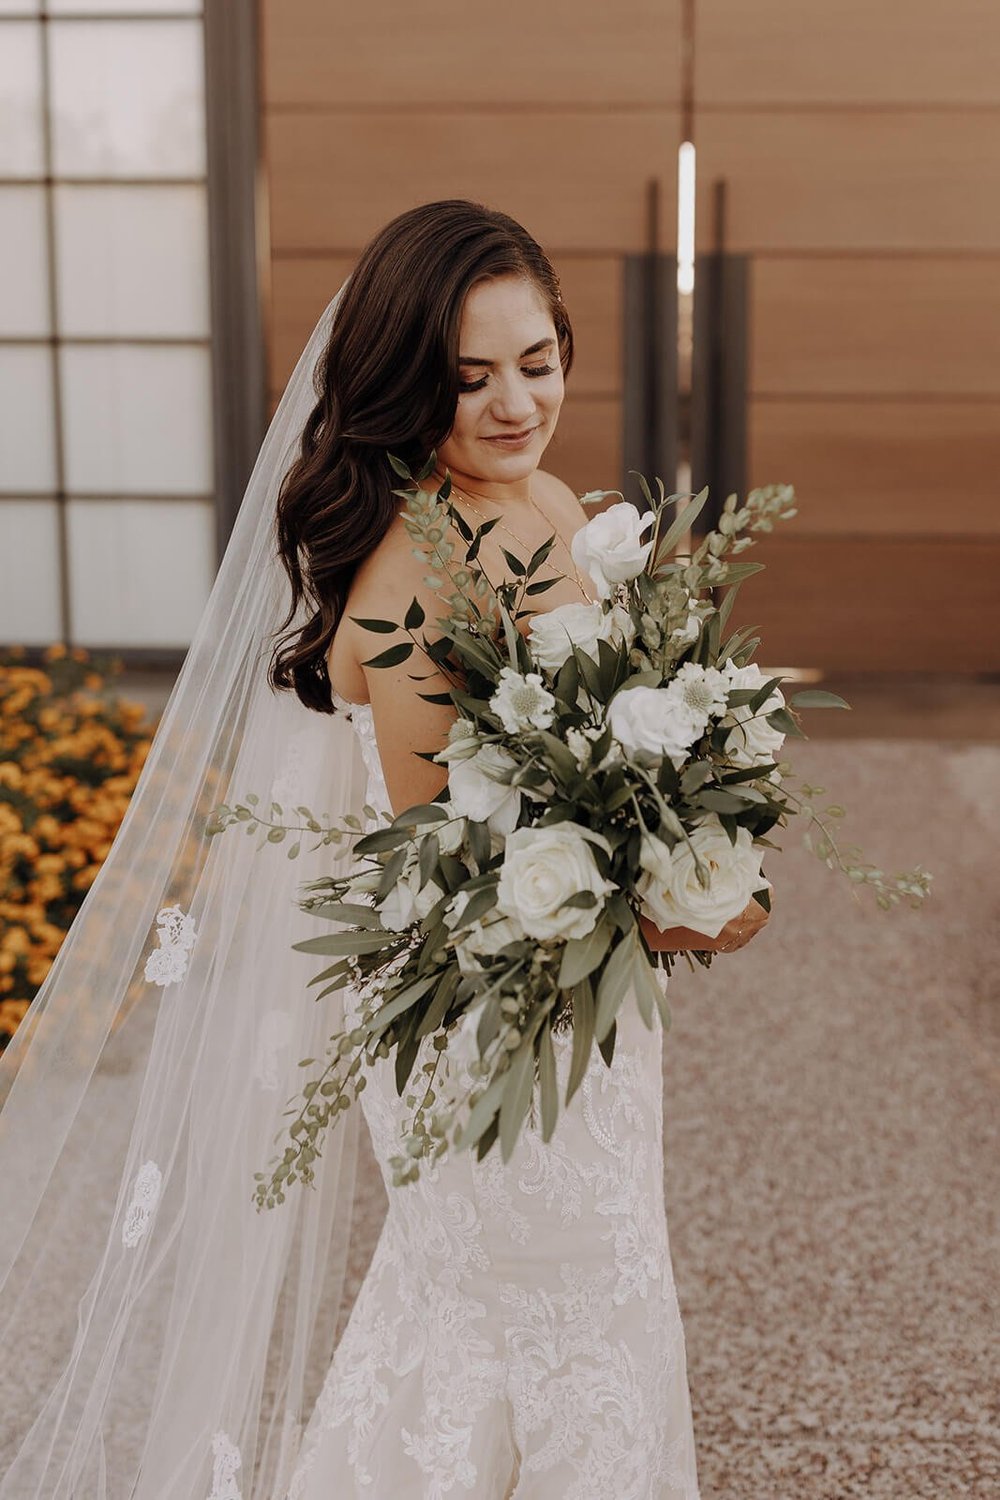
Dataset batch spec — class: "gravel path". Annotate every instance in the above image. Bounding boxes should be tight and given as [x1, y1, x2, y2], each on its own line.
[658, 738, 999, 1498]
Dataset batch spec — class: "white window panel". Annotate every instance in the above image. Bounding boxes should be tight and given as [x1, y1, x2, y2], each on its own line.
[0, 4, 40, 17]
[51, 2, 201, 11]
[0, 347, 56, 492]
[67, 497, 214, 647]
[0, 500, 61, 644]
[55, 184, 209, 338]
[50, 20, 205, 178]
[61, 343, 213, 495]
[0, 186, 49, 335]
[0, 23, 43, 176]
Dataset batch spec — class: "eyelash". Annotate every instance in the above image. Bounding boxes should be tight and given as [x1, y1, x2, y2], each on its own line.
[458, 363, 557, 394]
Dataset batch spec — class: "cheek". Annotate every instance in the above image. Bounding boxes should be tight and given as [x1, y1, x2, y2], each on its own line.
[449, 395, 486, 444]
[541, 374, 565, 420]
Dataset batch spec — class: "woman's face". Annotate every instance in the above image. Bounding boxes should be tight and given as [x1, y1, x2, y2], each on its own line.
[435, 274, 565, 488]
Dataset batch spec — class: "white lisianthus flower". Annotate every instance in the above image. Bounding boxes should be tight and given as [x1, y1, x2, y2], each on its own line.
[379, 851, 441, 932]
[489, 666, 556, 734]
[528, 601, 635, 674]
[606, 684, 708, 768]
[447, 744, 522, 836]
[565, 727, 593, 769]
[495, 822, 615, 942]
[570, 501, 654, 600]
[669, 609, 701, 649]
[721, 661, 787, 769]
[637, 817, 770, 940]
[446, 887, 524, 974]
[430, 802, 466, 856]
[672, 661, 730, 720]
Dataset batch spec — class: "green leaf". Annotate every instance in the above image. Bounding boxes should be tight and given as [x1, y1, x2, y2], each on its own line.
[292, 930, 389, 956]
[404, 596, 426, 630]
[634, 942, 670, 1029]
[655, 486, 710, 561]
[698, 787, 754, 813]
[558, 920, 611, 988]
[789, 689, 852, 711]
[748, 675, 786, 713]
[594, 932, 635, 1041]
[680, 760, 713, 795]
[373, 969, 440, 1029]
[350, 615, 398, 634]
[361, 642, 414, 670]
[501, 547, 526, 577]
[538, 1021, 558, 1142]
[392, 802, 449, 828]
[306, 900, 382, 929]
[456, 1068, 510, 1153]
[565, 979, 595, 1107]
[387, 452, 413, 479]
[499, 1034, 536, 1162]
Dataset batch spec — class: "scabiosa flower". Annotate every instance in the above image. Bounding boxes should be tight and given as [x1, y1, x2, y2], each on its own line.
[489, 667, 556, 734]
[671, 662, 730, 720]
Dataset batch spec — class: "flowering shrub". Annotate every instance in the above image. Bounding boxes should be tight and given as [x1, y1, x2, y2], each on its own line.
[0, 644, 155, 1050]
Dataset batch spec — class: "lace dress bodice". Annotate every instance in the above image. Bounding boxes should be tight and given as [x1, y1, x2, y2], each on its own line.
[286, 694, 701, 1499]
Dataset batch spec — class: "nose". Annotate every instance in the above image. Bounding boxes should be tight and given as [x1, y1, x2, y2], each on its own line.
[489, 370, 538, 427]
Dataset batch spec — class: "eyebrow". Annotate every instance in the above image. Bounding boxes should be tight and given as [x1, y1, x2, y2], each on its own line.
[458, 337, 556, 368]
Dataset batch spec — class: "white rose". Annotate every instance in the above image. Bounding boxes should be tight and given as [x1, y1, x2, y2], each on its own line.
[528, 601, 635, 674]
[637, 817, 770, 940]
[606, 683, 708, 768]
[570, 501, 654, 600]
[447, 744, 522, 837]
[489, 667, 556, 734]
[495, 822, 614, 942]
[379, 851, 441, 932]
[721, 662, 787, 769]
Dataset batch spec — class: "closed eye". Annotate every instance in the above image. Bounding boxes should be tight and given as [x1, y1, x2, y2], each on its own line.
[458, 363, 557, 394]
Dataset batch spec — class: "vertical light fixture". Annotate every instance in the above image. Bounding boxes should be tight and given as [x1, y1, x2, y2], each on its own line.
[677, 140, 696, 296]
[675, 140, 696, 496]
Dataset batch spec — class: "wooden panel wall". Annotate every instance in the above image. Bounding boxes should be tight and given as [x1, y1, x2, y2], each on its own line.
[694, 0, 1000, 672]
[260, 0, 682, 497]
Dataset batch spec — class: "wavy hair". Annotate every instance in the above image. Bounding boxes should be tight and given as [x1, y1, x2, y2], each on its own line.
[267, 199, 574, 713]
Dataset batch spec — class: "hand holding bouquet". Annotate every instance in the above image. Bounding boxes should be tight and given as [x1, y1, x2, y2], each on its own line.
[209, 458, 931, 1206]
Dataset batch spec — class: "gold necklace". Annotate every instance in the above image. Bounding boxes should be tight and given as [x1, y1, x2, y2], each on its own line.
[442, 477, 592, 599]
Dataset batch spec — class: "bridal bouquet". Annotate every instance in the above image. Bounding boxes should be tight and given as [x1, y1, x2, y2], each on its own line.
[209, 456, 931, 1207]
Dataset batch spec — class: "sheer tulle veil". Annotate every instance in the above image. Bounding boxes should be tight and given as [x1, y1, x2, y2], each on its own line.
[0, 276, 373, 1498]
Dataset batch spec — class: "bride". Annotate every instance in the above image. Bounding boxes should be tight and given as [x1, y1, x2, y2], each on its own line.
[0, 199, 766, 1499]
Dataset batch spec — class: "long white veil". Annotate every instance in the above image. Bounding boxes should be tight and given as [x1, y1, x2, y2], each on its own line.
[0, 276, 373, 1498]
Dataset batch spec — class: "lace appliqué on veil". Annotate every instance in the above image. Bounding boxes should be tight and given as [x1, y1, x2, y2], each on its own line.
[206, 1429, 243, 1500]
[121, 1159, 162, 1248]
[253, 1006, 293, 1092]
[143, 903, 197, 986]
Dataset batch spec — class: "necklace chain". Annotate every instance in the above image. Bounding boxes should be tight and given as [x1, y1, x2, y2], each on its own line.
[439, 476, 592, 599]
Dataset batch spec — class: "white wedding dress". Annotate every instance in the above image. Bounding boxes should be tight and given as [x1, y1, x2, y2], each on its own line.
[285, 697, 701, 1500]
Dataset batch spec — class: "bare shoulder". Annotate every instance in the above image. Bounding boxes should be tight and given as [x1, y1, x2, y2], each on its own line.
[345, 501, 450, 623]
[534, 467, 589, 530]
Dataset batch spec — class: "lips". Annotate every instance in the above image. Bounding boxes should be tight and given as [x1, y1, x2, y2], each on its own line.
[484, 426, 540, 441]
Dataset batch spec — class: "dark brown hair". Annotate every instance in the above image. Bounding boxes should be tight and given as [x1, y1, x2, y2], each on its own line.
[267, 199, 574, 713]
